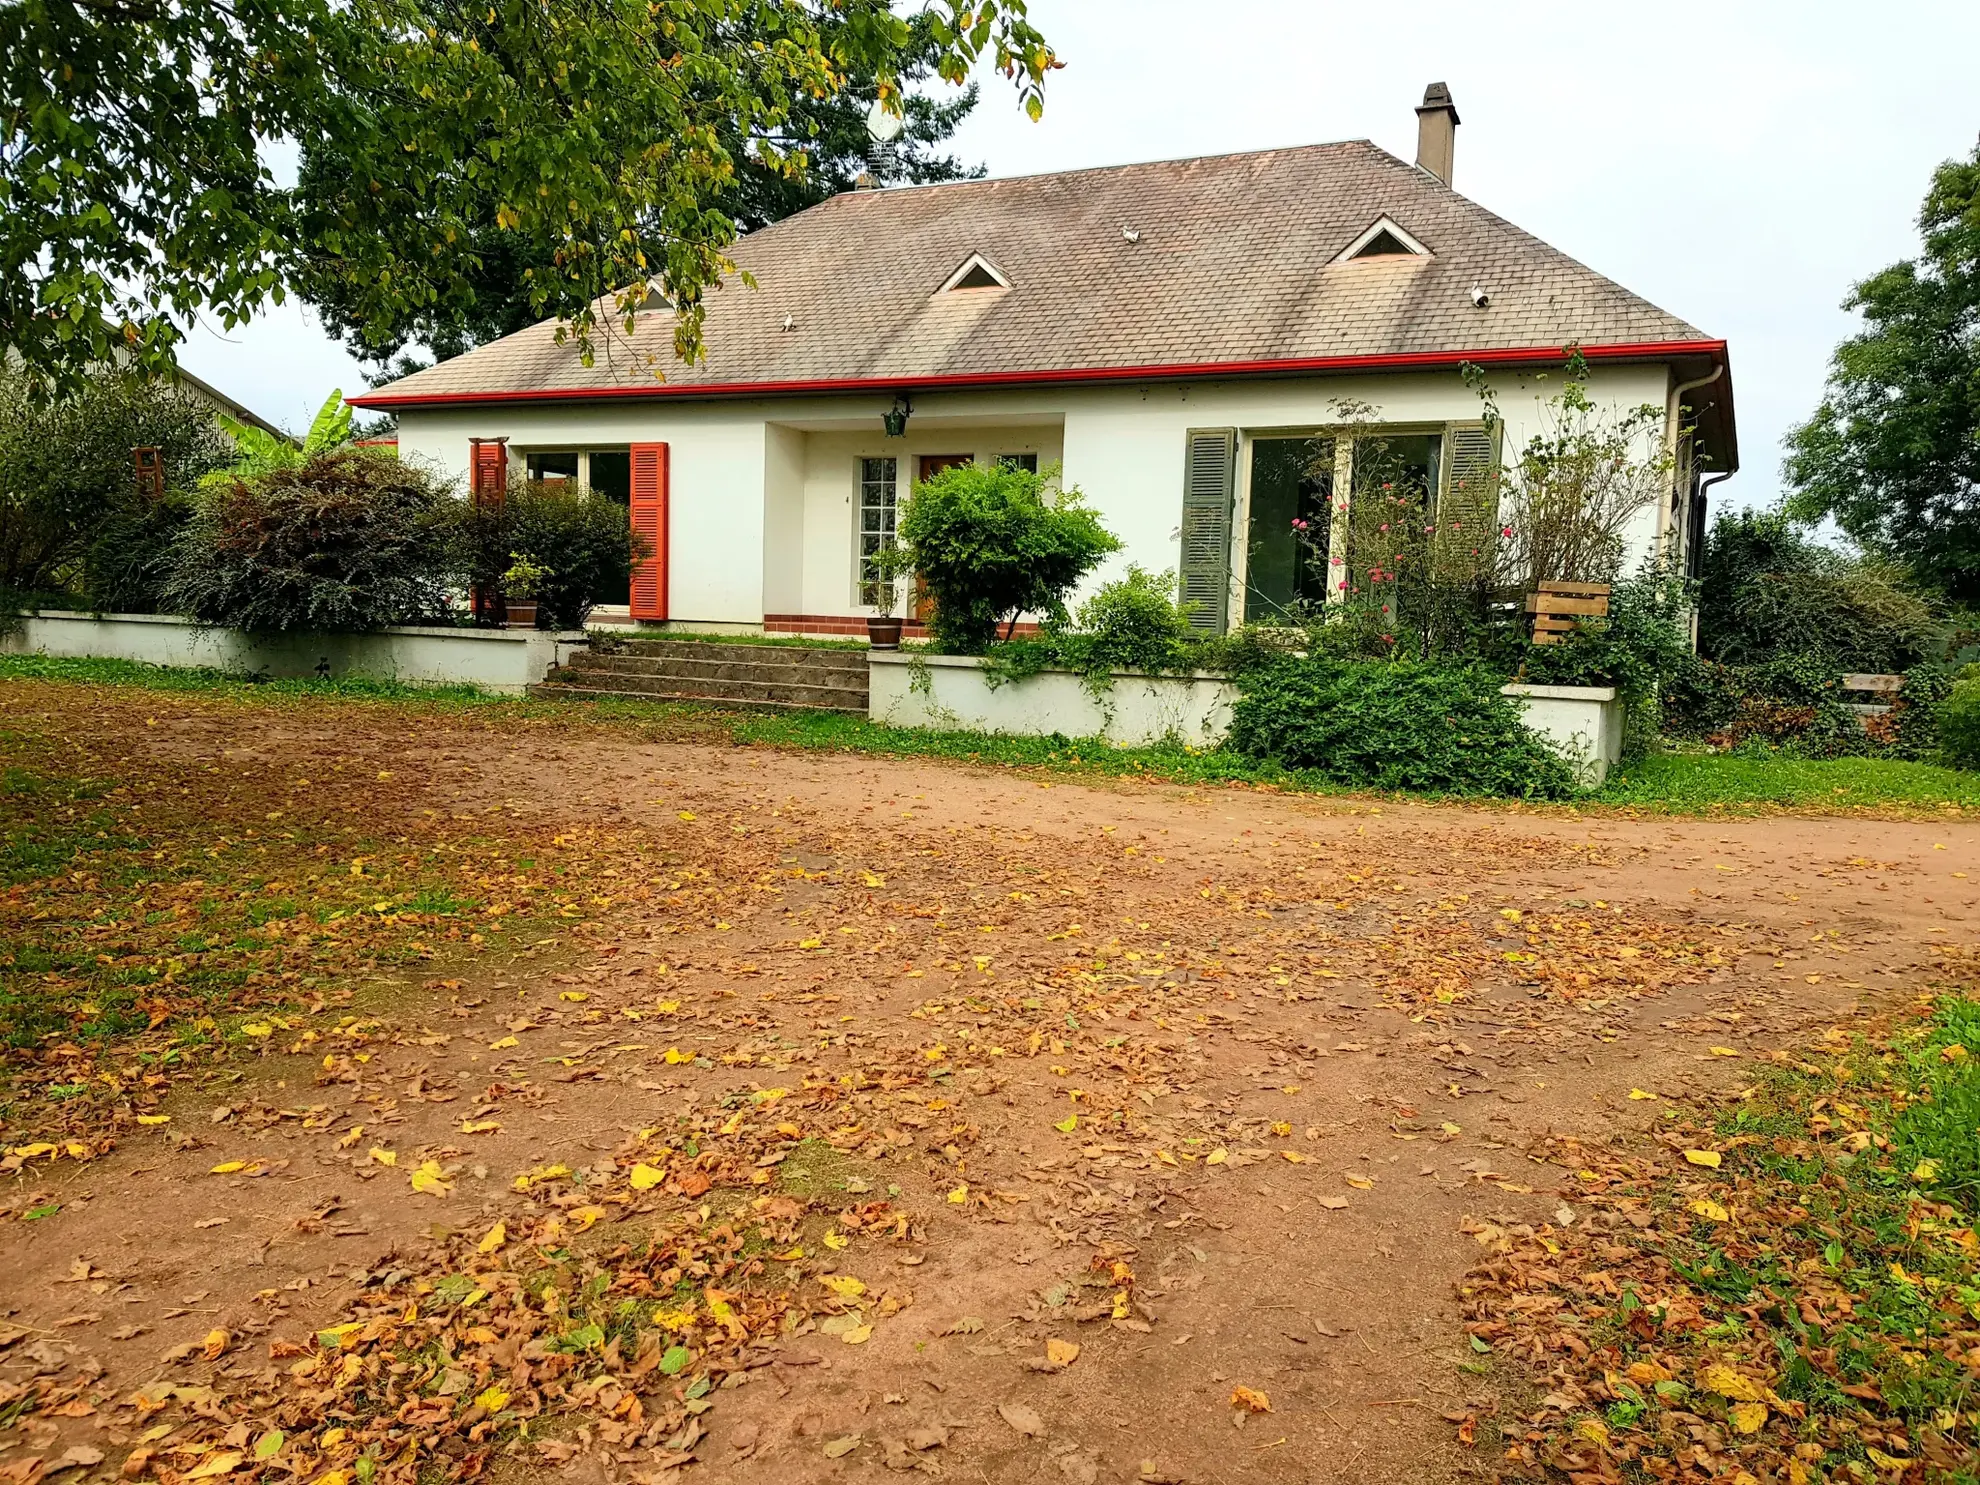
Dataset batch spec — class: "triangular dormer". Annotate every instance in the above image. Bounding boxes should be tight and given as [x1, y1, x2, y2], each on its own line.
[937, 252, 1011, 293]
[1335, 216, 1431, 263]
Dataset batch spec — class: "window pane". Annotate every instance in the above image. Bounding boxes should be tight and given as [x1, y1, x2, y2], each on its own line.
[527, 451, 580, 483]
[587, 451, 631, 504]
[997, 452, 1039, 473]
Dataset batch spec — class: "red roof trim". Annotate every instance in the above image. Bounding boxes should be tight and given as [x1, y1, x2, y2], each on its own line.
[345, 340, 1728, 410]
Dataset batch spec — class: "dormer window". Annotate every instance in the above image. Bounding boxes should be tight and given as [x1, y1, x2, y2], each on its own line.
[1335, 216, 1431, 263]
[938, 253, 1011, 293]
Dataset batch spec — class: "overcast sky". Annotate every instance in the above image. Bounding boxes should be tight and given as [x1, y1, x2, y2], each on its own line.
[175, 0, 1980, 511]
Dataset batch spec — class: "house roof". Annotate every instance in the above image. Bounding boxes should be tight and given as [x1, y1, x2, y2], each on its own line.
[353, 138, 1730, 458]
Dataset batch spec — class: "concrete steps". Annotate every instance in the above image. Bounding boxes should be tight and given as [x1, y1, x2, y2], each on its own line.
[533, 639, 869, 715]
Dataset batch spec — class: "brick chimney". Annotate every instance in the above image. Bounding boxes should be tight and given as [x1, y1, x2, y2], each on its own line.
[1415, 82, 1460, 187]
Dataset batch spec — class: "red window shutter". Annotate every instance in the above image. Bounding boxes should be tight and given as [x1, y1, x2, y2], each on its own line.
[470, 438, 508, 508]
[629, 443, 669, 621]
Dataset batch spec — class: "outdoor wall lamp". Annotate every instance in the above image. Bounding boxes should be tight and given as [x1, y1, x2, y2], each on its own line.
[883, 394, 913, 438]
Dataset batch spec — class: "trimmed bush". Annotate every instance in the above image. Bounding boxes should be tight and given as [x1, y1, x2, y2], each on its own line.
[896, 461, 1119, 654]
[985, 566, 1202, 692]
[1226, 657, 1576, 798]
[464, 481, 644, 629]
[163, 450, 462, 632]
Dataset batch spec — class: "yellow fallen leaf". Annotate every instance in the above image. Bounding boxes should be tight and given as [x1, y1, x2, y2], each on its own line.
[410, 1160, 452, 1197]
[1281, 1150, 1306, 1163]
[459, 1120, 500, 1135]
[489, 1035, 519, 1050]
[821, 1274, 867, 1301]
[1628, 1089, 1657, 1100]
[842, 1323, 873, 1345]
[1698, 1363, 1766, 1402]
[947, 1183, 968, 1204]
[474, 1384, 508, 1413]
[1440, 1121, 1461, 1135]
[568, 1205, 607, 1230]
[629, 1162, 665, 1190]
[136, 1114, 171, 1126]
[478, 1222, 506, 1254]
[823, 1231, 850, 1250]
[337, 1126, 364, 1148]
[209, 1161, 246, 1175]
[559, 991, 588, 1003]
[1913, 1159, 1941, 1182]
[1205, 1148, 1229, 1166]
[1344, 1172, 1374, 1189]
[1155, 1150, 1179, 1168]
[201, 1328, 230, 1360]
[241, 1023, 271, 1039]
[1709, 1046, 1741, 1058]
[677, 811, 696, 822]
[369, 1147, 397, 1167]
[183, 1452, 243, 1480]
[1230, 1386, 1271, 1413]
[1054, 1114, 1078, 1133]
[1683, 1149, 1722, 1169]
[1729, 1400, 1768, 1434]
[1046, 1338, 1080, 1366]
[1689, 1198, 1730, 1222]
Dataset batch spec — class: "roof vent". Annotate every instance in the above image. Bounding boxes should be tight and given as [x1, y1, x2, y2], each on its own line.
[938, 253, 1011, 293]
[1335, 216, 1431, 263]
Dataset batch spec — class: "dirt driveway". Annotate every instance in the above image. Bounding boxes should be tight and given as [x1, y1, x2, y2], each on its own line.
[5, 692, 1977, 1485]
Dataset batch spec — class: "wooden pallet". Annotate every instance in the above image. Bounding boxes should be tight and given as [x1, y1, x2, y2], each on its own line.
[1525, 581, 1611, 645]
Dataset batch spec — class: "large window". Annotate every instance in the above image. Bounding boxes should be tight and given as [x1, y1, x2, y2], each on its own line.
[523, 449, 631, 505]
[1243, 437, 1335, 622]
[856, 456, 899, 605]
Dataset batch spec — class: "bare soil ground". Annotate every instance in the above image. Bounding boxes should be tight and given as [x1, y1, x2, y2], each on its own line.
[5, 690, 1978, 1485]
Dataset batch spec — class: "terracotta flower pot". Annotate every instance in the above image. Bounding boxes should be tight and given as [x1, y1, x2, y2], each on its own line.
[866, 615, 904, 650]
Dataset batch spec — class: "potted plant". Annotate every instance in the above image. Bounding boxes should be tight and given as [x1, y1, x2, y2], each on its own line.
[499, 553, 551, 629]
[865, 544, 913, 649]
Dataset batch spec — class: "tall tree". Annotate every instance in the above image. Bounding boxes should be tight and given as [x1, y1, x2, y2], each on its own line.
[0, 0, 1054, 398]
[1784, 139, 1980, 599]
[299, 6, 987, 371]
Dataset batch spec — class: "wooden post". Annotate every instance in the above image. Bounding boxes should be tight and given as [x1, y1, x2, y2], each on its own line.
[468, 438, 510, 623]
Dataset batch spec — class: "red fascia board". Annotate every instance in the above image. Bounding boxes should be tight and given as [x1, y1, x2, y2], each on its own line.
[345, 340, 1729, 410]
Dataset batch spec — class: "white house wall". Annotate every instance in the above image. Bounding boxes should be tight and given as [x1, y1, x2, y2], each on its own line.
[392, 362, 1675, 626]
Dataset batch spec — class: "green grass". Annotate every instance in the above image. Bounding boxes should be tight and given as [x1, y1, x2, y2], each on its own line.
[10, 653, 1980, 816]
[1598, 749, 1980, 814]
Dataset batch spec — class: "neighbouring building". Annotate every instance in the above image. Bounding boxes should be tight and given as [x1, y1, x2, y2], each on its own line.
[350, 83, 1737, 636]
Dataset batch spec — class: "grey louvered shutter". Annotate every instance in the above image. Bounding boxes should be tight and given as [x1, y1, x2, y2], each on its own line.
[1179, 429, 1236, 632]
[1441, 429, 1496, 558]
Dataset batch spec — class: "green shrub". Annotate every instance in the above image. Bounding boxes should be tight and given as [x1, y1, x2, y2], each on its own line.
[1937, 672, 1980, 769]
[80, 490, 196, 614]
[1698, 509, 1941, 671]
[0, 366, 232, 597]
[464, 481, 644, 629]
[163, 450, 462, 631]
[986, 567, 1201, 692]
[1225, 656, 1576, 798]
[896, 461, 1119, 653]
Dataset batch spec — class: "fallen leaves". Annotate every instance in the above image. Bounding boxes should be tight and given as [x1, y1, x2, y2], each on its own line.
[1229, 1386, 1271, 1414]
[998, 1402, 1046, 1437]
[408, 1160, 452, 1196]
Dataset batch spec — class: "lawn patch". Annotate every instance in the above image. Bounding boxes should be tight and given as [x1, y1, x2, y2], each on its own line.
[1459, 979, 1980, 1482]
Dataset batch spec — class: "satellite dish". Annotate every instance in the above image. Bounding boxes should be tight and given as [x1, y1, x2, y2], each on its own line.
[866, 100, 905, 144]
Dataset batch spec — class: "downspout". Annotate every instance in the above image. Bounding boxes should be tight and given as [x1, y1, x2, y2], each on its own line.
[1660, 364, 1724, 562]
[1687, 469, 1735, 648]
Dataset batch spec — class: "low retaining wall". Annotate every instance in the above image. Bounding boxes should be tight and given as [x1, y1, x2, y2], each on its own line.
[1499, 682, 1624, 788]
[868, 653, 1624, 787]
[869, 652, 1237, 748]
[4, 611, 586, 694]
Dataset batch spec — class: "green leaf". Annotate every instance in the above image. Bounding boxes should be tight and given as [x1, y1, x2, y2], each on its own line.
[658, 1344, 690, 1375]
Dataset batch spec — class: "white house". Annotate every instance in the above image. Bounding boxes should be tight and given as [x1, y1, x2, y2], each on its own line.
[351, 84, 1737, 638]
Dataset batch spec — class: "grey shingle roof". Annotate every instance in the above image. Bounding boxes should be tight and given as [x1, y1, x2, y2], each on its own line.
[360, 140, 1714, 404]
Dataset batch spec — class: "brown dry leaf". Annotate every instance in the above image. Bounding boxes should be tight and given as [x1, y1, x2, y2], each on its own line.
[998, 1402, 1046, 1437]
[1230, 1386, 1271, 1413]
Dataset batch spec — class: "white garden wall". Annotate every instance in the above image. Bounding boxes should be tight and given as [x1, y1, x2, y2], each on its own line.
[4, 611, 584, 694]
[868, 652, 1236, 749]
[868, 652, 1624, 787]
[1499, 683, 1626, 788]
